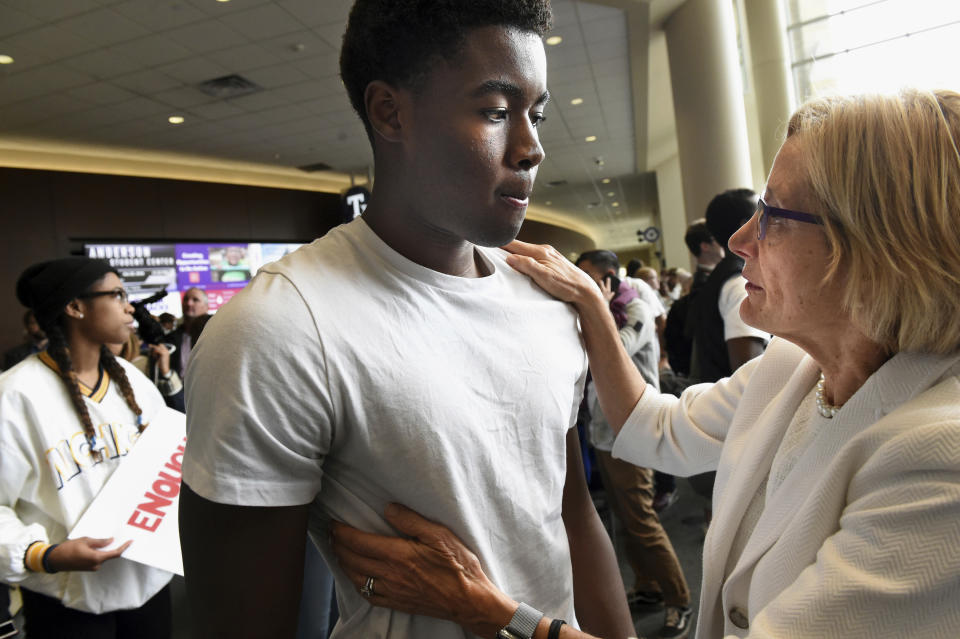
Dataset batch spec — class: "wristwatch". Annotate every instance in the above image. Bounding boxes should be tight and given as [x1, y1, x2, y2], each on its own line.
[497, 602, 543, 639]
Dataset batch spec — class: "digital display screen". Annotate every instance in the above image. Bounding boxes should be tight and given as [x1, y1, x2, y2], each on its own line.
[84, 242, 305, 317]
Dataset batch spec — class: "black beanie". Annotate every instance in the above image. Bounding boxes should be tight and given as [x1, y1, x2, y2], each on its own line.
[15, 257, 116, 327]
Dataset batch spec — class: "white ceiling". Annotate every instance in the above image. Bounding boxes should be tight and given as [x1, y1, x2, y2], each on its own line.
[0, 0, 684, 249]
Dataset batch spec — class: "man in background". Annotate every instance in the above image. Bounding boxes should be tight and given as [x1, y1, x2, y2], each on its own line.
[689, 189, 768, 382]
[686, 189, 769, 523]
[169, 287, 208, 378]
[2, 310, 47, 371]
[684, 220, 724, 290]
[575, 250, 693, 638]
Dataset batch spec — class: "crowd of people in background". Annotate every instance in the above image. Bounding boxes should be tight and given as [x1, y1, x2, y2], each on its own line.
[2, 0, 959, 638]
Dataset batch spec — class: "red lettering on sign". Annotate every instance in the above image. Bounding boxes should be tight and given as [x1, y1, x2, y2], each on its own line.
[128, 510, 161, 532]
[127, 438, 187, 534]
[137, 491, 172, 517]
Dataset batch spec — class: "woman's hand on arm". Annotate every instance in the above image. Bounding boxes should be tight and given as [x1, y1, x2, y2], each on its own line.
[332, 504, 604, 639]
[503, 240, 648, 434]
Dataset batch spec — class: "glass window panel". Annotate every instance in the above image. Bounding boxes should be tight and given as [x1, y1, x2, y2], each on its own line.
[792, 21, 960, 101]
[785, 0, 960, 103]
[788, 0, 960, 63]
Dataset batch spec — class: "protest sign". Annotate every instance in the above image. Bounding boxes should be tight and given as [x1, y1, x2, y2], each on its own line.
[70, 407, 186, 575]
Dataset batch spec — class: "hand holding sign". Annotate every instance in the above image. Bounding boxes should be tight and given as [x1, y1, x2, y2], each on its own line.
[47, 537, 132, 572]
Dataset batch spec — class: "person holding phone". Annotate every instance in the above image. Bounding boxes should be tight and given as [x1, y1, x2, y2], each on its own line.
[574, 250, 693, 637]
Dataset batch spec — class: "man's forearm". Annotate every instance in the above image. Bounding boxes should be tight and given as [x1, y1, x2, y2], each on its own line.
[565, 506, 635, 638]
[179, 483, 308, 638]
[561, 430, 634, 639]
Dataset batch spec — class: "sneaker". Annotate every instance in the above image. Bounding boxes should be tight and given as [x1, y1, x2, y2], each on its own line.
[627, 589, 664, 609]
[660, 606, 692, 638]
[653, 489, 680, 512]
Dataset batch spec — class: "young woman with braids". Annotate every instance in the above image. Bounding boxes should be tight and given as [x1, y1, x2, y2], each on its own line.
[0, 257, 172, 639]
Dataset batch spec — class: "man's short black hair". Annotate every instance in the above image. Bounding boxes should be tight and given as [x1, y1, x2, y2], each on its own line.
[576, 249, 619, 273]
[705, 188, 756, 247]
[340, 0, 553, 140]
[684, 220, 715, 257]
[625, 258, 643, 278]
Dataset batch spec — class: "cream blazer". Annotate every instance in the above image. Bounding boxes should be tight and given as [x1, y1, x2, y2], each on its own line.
[613, 338, 960, 638]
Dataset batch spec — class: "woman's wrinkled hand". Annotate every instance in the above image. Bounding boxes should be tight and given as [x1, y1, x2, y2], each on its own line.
[45, 537, 132, 572]
[502, 240, 604, 307]
[331, 504, 516, 638]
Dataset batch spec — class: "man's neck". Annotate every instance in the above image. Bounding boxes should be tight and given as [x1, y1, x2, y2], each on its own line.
[361, 197, 486, 278]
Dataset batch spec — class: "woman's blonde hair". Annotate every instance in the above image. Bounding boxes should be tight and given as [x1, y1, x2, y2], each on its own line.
[787, 88, 960, 354]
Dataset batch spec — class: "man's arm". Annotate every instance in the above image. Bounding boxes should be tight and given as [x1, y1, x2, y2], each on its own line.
[726, 336, 765, 372]
[655, 313, 670, 369]
[560, 428, 635, 638]
[179, 483, 308, 639]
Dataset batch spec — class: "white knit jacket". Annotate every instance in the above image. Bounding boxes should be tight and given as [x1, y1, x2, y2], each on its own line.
[614, 337, 960, 638]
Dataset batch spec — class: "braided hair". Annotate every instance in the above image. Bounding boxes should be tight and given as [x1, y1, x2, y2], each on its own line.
[100, 345, 144, 429]
[37, 295, 145, 463]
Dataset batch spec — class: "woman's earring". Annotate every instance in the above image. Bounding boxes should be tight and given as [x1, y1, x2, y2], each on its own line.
[78, 313, 84, 319]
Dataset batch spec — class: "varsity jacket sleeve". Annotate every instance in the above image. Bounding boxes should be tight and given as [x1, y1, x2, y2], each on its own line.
[0, 392, 49, 582]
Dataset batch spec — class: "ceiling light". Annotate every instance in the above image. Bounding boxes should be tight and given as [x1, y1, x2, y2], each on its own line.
[168, 115, 185, 124]
[601, 178, 611, 184]
[545, 201, 552, 206]
[570, 98, 583, 106]
[607, 191, 615, 197]
[585, 135, 597, 142]
[216, 0, 231, 3]
[612, 202, 620, 207]
[545, 36, 563, 46]
[0, 55, 13, 65]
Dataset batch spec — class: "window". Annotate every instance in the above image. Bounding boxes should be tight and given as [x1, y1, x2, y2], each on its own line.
[785, 0, 960, 102]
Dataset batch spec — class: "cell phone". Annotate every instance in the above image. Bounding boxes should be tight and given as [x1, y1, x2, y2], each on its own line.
[603, 273, 621, 292]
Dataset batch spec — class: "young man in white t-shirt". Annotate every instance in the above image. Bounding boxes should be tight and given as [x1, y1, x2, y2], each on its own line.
[178, 2, 634, 639]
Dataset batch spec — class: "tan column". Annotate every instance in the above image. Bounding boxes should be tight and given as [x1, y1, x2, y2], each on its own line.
[743, 0, 795, 175]
[664, 0, 754, 223]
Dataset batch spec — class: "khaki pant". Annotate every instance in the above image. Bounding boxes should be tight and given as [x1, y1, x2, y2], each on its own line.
[595, 449, 691, 607]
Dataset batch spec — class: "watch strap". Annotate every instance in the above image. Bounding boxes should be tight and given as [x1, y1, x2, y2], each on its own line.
[548, 618, 566, 639]
[504, 602, 543, 639]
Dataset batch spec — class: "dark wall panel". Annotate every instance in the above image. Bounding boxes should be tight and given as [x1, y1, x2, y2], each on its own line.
[0, 167, 340, 357]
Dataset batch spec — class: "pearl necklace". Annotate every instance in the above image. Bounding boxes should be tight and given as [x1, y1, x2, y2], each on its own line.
[815, 373, 840, 419]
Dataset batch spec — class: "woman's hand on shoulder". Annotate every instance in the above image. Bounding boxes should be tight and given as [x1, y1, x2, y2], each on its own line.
[502, 240, 604, 308]
[46, 537, 132, 572]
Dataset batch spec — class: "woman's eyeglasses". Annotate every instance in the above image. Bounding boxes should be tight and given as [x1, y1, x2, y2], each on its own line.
[77, 288, 129, 305]
[756, 197, 822, 240]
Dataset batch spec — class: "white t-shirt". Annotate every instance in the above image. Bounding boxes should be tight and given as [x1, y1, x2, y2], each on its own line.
[0, 353, 171, 613]
[588, 297, 659, 452]
[624, 276, 667, 318]
[183, 218, 588, 638]
[718, 276, 770, 342]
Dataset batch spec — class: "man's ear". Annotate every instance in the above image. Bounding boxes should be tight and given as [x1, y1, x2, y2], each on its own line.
[364, 80, 406, 144]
